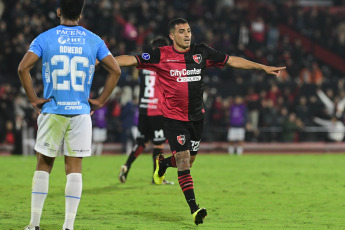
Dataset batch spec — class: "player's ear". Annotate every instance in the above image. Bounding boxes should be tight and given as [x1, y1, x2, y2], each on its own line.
[57, 8, 61, 18]
[169, 33, 174, 41]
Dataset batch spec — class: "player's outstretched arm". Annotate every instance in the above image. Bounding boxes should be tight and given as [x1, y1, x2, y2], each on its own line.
[226, 56, 286, 77]
[18, 52, 51, 114]
[88, 55, 121, 115]
[114, 55, 138, 67]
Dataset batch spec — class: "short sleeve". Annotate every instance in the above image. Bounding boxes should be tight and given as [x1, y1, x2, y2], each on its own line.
[203, 44, 229, 68]
[28, 35, 44, 58]
[97, 40, 112, 61]
[135, 48, 161, 72]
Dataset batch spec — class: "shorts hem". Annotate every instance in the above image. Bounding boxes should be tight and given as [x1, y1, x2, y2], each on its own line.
[34, 145, 59, 157]
[35, 145, 92, 157]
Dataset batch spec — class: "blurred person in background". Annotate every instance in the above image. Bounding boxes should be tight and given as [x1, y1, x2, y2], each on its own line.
[313, 116, 345, 142]
[118, 37, 173, 184]
[227, 96, 247, 155]
[120, 96, 139, 154]
[317, 88, 345, 118]
[18, 1, 121, 229]
[114, 18, 285, 225]
[92, 102, 108, 156]
[282, 113, 303, 142]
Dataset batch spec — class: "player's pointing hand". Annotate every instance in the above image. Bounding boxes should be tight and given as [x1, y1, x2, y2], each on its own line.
[263, 66, 286, 77]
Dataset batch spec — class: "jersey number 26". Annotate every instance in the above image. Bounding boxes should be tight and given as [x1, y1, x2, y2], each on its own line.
[51, 55, 89, 92]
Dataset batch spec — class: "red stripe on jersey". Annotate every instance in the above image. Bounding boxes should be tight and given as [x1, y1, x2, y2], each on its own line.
[156, 46, 189, 121]
[135, 55, 141, 65]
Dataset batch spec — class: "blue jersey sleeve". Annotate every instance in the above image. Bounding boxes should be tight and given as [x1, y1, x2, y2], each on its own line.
[28, 35, 44, 58]
[97, 40, 111, 61]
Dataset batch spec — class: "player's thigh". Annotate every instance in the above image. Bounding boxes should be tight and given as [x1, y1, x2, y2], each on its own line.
[164, 118, 191, 154]
[64, 114, 92, 157]
[149, 116, 166, 145]
[34, 113, 70, 157]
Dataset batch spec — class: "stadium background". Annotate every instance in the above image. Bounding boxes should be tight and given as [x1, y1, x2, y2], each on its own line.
[1, 0, 345, 154]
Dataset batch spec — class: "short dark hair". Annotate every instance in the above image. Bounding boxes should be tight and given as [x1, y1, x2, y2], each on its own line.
[60, 0, 85, 20]
[168, 18, 188, 33]
[151, 36, 169, 49]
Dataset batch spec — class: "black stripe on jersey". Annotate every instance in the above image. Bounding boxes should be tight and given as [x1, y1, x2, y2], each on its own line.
[184, 45, 205, 121]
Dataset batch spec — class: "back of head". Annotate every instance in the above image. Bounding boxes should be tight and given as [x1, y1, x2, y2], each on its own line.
[151, 36, 169, 49]
[168, 18, 188, 33]
[60, 0, 85, 20]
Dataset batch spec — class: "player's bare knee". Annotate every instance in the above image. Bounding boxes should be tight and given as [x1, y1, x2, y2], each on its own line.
[65, 156, 83, 175]
[36, 152, 55, 173]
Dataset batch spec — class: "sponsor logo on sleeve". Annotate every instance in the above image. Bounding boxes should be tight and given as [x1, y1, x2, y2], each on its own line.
[142, 53, 150, 60]
[193, 54, 202, 64]
[177, 135, 186, 145]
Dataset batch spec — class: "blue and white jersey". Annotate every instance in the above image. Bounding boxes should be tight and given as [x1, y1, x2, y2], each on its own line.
[28, 25, 111, 114]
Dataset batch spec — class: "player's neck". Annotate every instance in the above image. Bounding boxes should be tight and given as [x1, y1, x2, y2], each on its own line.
[173, 44, 190, 53]
[60, 18, 79, 26]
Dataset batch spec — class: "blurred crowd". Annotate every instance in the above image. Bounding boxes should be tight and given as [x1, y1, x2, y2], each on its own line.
[1, 0, 345, 153]
[278, 0, 345, 56]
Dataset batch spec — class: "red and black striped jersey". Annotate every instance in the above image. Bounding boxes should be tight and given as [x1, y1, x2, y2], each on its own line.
[135, 44, 229, 121]
[138, 69, 163, 116]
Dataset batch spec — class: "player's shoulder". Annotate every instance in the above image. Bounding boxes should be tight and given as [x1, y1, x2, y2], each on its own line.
[140, 46, 167, 60]
[158, 45, 172, 51]
[155, 45, 173, 59]
[79, 26, 99, 38]
[37, 26, 59, 38]
[193, 43, 213, 50]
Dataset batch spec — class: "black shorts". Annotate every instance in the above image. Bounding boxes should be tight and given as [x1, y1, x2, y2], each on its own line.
[164, 117, 203, 156]
[137, 114, 166, 145]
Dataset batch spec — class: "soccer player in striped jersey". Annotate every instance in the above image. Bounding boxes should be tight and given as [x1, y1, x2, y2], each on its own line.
[18, 1, 121, 229]
[115, 18, 285, 225]
[118, 37, 173, 184]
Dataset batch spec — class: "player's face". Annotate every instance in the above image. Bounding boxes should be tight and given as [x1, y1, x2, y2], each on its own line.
[170, 23, 192, 50]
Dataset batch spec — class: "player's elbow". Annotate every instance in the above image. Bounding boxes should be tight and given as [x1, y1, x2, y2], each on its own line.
[114, 65, 121, 78]
[17, 62, 27, 77]
[109, 66, 121, 82]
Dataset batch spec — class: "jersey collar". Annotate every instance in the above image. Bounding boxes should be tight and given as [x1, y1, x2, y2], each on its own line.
[172, 45, 191, 54]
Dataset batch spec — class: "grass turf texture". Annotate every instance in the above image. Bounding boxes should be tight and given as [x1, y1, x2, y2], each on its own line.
[1, 154, 345, 229]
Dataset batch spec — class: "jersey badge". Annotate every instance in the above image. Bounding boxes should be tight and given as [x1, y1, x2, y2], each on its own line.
[193, 54, 202, 64]
[142, 53, 150, 60]
[177, 135, 186, 145]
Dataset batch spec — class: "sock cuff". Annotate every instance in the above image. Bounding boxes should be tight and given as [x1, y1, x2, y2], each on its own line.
[34, 170, 50, 178]
[178, 169, 191, 177]
[67, 173, 82, 180]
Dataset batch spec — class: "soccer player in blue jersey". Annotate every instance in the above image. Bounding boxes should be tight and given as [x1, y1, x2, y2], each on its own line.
[18, 1, 121, 230]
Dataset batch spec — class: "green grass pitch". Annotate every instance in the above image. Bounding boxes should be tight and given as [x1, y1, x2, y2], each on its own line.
[1, 154, 345, 229]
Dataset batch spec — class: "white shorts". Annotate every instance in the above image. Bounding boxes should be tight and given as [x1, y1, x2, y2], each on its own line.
[93, 127, 107, 142]
[227, 127, 245, 141]
[34, 113, 92, 157]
